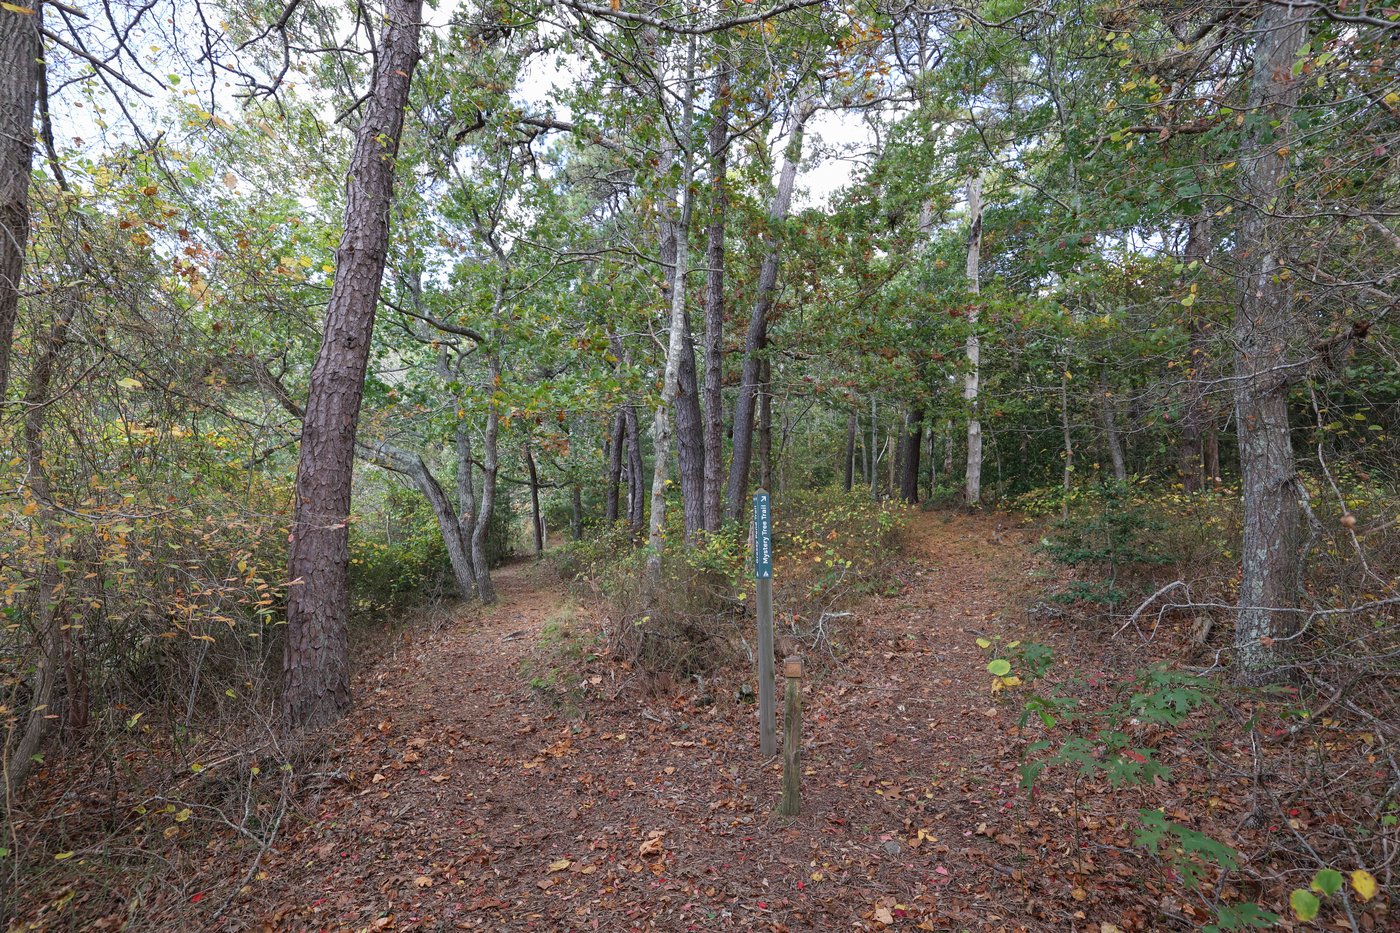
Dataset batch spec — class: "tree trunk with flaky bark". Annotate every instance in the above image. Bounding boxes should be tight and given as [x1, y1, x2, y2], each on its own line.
[1232, 4, 1311, 685]
[964, 174, 984, 506]
[0, 2, 40, 401]
[726, 99, 814, 523]
[283, 0, 422, 731]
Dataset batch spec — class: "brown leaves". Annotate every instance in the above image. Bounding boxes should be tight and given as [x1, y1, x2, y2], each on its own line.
[638, 830, 665, 858]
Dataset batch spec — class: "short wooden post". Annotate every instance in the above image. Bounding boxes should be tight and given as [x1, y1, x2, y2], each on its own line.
[778, 655, 803, 816]
[753, 489, 776, 757]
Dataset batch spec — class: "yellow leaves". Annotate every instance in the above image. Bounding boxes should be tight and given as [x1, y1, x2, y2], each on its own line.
[907, 828, 936, 848]
[2, 2, 37, 13]
[1351, 869, 1377, 901]
[53, 851, 75, 861]
[548, 858, 571, 872]
[117, 377, 143, 390]
[174, 808, 192, 823]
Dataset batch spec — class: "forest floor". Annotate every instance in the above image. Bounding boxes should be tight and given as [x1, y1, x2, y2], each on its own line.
[217, 510, 1263, 932]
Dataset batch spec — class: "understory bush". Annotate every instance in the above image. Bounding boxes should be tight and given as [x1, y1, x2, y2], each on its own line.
[549, 486, 904, 677]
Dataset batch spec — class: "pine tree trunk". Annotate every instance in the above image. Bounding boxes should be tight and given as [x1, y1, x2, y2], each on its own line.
[726, 99, 814, 522]
[964, 174, 984, 506]
[283, 0, 422, 732]
[525, 441, 544, 556]
[605, 408, 624, 524]
[675, 303, 707, 542]
[701, 56, 730, 533]
[1232, 3, 1311, 685]
[900, 407, 924, 503]
[571, 484, 583, 541]
[758, 356, 772, 492]
[0, 2, 39, 401]
[1060, 369, 1074, 521]
[843, 408, 857, 492]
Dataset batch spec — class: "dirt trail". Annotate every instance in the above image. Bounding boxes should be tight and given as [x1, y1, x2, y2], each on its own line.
[241, 511, 1068, 932]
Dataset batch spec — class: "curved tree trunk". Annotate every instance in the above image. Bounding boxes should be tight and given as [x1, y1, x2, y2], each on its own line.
[1232, 4, 1311, 684]
[4, 309, 70, 793]
[725, 99, 814, 522]
[359, 441, 476, 599]
[283, 0, 423, 731]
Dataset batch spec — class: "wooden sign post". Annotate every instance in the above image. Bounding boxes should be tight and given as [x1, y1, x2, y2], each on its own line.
[753, 489, 776, 757]
[778, 655, 803, 816]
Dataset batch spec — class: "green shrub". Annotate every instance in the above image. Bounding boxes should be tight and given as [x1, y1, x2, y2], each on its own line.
[549, 486, 905, 676]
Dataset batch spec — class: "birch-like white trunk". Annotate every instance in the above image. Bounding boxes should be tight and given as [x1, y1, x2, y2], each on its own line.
[646, 36, 697, 574]
[964, 174, 984, 506]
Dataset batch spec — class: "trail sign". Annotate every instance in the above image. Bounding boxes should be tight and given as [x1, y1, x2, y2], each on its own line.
[753, 490, 772, 579]
[754, 489, 775, 755]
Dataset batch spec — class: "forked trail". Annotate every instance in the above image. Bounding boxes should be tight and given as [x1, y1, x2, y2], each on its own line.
[241, 511, 1106, 932]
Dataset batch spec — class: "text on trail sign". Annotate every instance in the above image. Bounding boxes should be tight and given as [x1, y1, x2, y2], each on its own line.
[753, 491, 772, 579]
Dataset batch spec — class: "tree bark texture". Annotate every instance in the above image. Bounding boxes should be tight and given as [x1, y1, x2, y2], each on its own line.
[900, 407, 924, 503]
[0, 3, 40, 401]
[701, 58, 731, 532]
[1231, 4, 1311, 684]
[282, 0, 423, 731]
[646, 35, 696, 573]
[843, 408, 857, 492]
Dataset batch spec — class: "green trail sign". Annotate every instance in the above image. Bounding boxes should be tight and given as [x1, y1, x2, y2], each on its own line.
[753, 489, 775, 756]
[753, 490, 772, 580]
